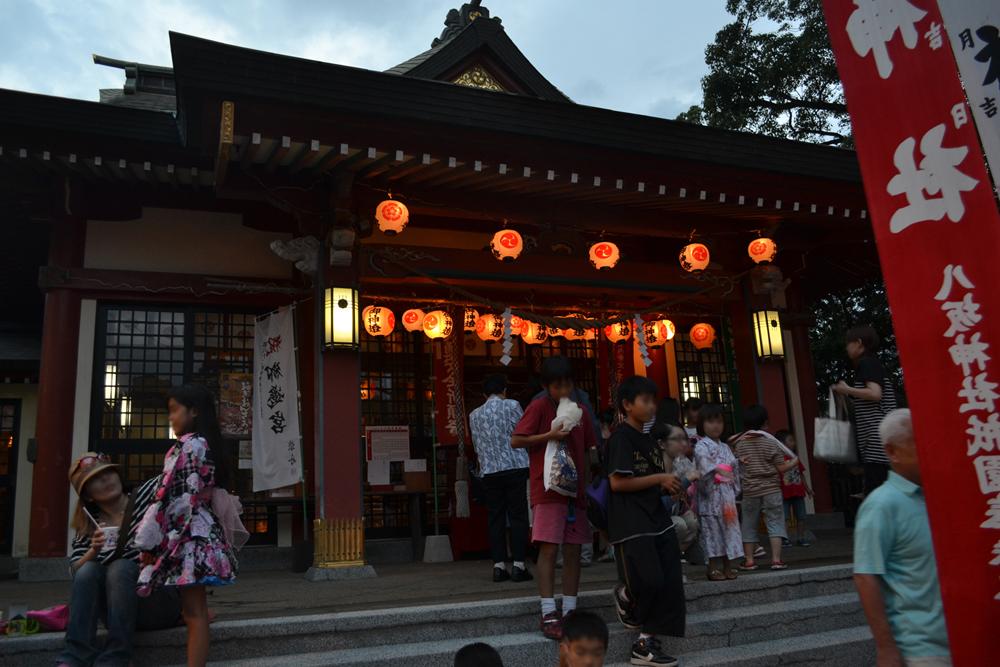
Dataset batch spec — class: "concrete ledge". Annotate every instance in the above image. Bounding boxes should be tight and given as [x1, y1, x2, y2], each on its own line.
[303, 564, 377, 582]
[18, 557, 70, 582]
[365, 538, 413, 564]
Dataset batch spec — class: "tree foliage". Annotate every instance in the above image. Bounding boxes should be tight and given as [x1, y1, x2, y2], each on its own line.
[808, 280, 905, 405]
[678, 0, 851, 146]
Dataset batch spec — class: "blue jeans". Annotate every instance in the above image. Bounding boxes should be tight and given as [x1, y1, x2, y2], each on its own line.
[57, 559, 180, 667]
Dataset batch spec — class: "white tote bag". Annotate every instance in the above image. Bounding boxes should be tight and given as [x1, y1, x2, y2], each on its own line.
[813, 387, 857, 464]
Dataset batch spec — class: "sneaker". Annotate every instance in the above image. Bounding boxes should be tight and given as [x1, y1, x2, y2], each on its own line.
[598, 550, 615, 563]
[781, 537, 793, 547]
[540, 611, 563, 640]
[613, 584, 641, 630]
[797, 539, 812, 548]
[630, 636, 678, 666]
[493, 566, 510, 583]
[753, 546, 766, 558]
[511, 566, 534, 582]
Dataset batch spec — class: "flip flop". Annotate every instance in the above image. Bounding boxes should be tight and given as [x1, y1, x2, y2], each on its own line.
[771, 561, 789, 570]
[739, 562, 758, 571]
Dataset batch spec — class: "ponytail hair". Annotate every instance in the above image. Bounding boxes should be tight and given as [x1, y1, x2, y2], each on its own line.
[167, 384, 233, 491]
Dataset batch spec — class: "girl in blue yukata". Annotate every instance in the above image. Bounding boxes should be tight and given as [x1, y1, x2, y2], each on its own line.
[134, 385, 239, 667]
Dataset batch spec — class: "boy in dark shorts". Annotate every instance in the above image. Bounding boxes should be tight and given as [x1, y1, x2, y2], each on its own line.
[607, 376, 685, 666]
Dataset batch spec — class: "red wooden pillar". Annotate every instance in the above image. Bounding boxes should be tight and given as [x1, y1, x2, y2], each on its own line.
[322, 349, 362, 520]
[29, 215, 84, 557]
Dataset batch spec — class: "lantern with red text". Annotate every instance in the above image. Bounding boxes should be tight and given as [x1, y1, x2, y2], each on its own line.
[747, 238, 778, 264]
[642, 320, 674, 347]
[463, 308, 480, 332]
[520, 320, 548, 345]
[401, 309, 425, 332]
[375, 198, 409, 235]
[679, 243, 710, 272]
[422, 310, 454, 339]
[689, 322, 716, 350]
[490, 229, 523, 262]
[476, 314, 504, 341]
[362, 305, 395, 337]
[604, 321, 632, 344]
[588, 241, 620, 270]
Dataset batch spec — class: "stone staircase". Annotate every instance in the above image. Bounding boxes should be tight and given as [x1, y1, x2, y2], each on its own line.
[1, 563, 872, 666]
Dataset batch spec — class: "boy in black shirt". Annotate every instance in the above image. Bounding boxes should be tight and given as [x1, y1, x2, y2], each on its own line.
[607, 376, 685, 667]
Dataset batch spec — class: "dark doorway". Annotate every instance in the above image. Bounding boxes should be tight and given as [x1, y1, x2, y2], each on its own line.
[0, 399, 21, 555]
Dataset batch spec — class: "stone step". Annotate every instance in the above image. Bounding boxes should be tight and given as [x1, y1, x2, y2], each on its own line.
[1, 564, 856, 666]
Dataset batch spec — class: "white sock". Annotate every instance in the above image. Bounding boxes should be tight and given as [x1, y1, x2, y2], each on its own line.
[494, 562, 505, 570]
[541, 598, 557, 616]
[639, 632, 653, 641]
[513, 560, 525, 570]
[562, 595, 578, 614]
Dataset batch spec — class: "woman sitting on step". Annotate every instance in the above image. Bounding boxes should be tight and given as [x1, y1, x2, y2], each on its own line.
[57, 453, 181, 667]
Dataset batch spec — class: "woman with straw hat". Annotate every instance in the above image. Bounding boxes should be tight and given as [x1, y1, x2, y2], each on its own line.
[57, 452, 180, 667]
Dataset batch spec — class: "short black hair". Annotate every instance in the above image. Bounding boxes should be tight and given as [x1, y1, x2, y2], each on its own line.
[541, 356, 574, 386]
[454, 642, 503, 667]
[696, 403, 727, 437]
[656, 397, 682, 428]
[482, 374, 507, 396]
[650, 421, 670, 442]
[774, 429, 793, 445]
[561, 610, 608, 649]
[616, 375, 658, 414]
[743, 404, 769, 430]
[846, 325, 880, 354]
[683, 396, 705, 412]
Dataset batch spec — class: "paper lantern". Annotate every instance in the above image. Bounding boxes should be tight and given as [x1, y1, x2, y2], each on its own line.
[401, 309, 425, 332]
[748, 237, 778, 264]
[510, 315, 525, 336]
[690, 322, 716, 350]
[475, 313, 504, 341]
[642, 320, 675, 347]
[546, 325, 564, 338]
[362, 305, 395, 337]
[563, 313, 595, 341]
[324, 287, 359, 350]
[679, 243, 711, 272]
[604, 321, 632, 343]
[463, 308, 480, 332]
[752, 310, 784, 359]
[520, 320, 548, 345]
[423, 310, 454, 339]
[490, 229, 523, 262]
[375, 198, 409, 235]
[588, 241, 620, 270]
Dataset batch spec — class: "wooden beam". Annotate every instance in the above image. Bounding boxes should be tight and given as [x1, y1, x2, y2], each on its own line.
[265, 135, 291, 172]
[240, 132, 263, 169]
[215, 100, 235, 188]
[287, 139, 326, 174]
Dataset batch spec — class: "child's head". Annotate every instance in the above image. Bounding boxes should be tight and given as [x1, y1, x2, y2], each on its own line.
[616, 375, 658, 424]
[656, 424, 689, 459]
[696, 403, 726, 439]
[167, 384, 230, 489]
[775, 429, 795, 450]
[559, 610, 608, 667]
[742, 404, 769, 431]
[483, 374, 507, 398]
[541, 356, 575, 401]
[454, 642, 503, 667]
[683, 397, 705, 425]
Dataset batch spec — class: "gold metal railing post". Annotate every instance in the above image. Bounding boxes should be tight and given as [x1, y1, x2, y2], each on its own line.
[313, 517, 365, 568]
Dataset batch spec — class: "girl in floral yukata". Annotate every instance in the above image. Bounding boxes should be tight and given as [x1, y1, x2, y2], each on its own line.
[693, 403, 744, 581]
[134, 384, 237, 667]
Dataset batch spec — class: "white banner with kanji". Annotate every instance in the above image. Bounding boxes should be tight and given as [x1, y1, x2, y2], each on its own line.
[937, 0, 1000, 190]
[251, 307, 303, 492]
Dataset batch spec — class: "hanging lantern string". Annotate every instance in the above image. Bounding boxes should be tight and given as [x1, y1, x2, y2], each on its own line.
[367, 247, 750, 332]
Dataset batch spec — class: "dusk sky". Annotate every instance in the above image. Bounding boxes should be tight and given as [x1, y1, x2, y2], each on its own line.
[0, 0, 734, 119]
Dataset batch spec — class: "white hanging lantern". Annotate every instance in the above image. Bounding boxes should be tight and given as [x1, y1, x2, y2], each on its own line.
[604, 321, 631, 343]
[679, 242, 711, 272]
[476, 313, 505, 341]
[463, 308, 480, 332]
[642, 320, 674, 348]
[520, 320, 548, 345]
[490, 229, 523, 262]
[748, 237, 778, 264]
[423, 310, 454, 339]
[401, 308, 426, 332]
[362, 305, 395, 337]
[588, 241, 620, 270]
[563, 313, 594, 341]
[375, 198, 409, 235]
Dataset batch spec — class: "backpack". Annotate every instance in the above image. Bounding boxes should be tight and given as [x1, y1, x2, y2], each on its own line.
[585, 438, 662, 531]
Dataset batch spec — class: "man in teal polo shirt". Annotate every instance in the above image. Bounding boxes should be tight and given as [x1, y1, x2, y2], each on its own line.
[854, 408, 951, 666]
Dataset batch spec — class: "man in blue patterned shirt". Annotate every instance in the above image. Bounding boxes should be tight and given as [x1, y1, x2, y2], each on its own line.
[469, 374, 533, 583]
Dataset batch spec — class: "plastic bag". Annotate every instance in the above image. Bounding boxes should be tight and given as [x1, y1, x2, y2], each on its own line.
[543, 398, 583, 497]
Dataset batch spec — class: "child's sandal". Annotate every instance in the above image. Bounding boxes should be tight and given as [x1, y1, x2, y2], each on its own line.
[739, 562, 758, 571]
[707, 570, 727, 582]
[725, 570, 738, 580]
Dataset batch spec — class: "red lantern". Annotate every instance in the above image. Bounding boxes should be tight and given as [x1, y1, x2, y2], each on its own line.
[689, 322, 716, 350]
[401, 309, 425, 332]
[463, 308, 480, 332]
[475, 313, 504, 341]
[679, 243, 711, 272]
[520, 320, 548, 345]
[490, 229, 523, 262]
[588, 241, 620, 270]
[362, 305, 395, 337]
[748, 237, 778, 264]
[510, 315, 525, 336]
[375, 198, 409, 235]
[604, 321, 631, 343]
[423, 310, 454, 339]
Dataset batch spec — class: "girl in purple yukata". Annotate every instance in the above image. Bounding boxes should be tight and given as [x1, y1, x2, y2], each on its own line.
[693, 403, 744, 581]
[134, 384, 237, 667]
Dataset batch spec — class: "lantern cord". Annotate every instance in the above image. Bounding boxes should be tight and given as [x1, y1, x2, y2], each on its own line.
[367, 247, 750, 332]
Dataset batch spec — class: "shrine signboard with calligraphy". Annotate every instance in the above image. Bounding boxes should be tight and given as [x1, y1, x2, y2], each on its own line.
[251, 308, 303, 492]
[823, 1, 1000, 661]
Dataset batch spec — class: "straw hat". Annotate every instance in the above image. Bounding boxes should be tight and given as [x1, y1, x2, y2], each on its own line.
[68, 452, 119, 496]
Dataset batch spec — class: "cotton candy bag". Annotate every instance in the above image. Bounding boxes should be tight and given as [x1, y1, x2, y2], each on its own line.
[543, 397, 583, 497]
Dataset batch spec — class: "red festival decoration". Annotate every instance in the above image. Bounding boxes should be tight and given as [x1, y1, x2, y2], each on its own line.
[689, 323, 716, 350]
[475, 313, 504, 342]
[401, 308, 425, 332]
[490, 229, 523, 261]
[520, 320, 548, 345]
[823, 1, 1000, 657]
[679, 242, 710, 272]
[362, 305, 395, 337]
[422, 310, 453, 339]
[748, 237, 778, 264]
[588, 241, 620, 270]
[375, 198, 409, 235]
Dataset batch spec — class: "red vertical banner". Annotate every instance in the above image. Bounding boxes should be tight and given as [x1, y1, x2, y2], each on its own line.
[823, 1, 1000, 662]
[433, 318, 467, 446]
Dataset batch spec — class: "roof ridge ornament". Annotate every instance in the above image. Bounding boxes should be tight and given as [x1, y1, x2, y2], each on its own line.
[432, 0, 501, 48]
